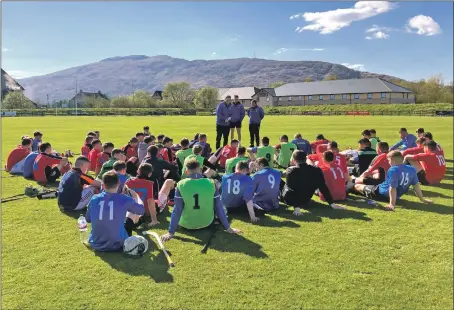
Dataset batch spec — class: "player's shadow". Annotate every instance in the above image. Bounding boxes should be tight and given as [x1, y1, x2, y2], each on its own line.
[430, 182, 454, 191]
[274, 201, 372, 222]
[229, 211, 301, 228]
[420, 189, 453, 199]
[95, 243, 174, 283]
[398, 199, 453, 215]
[174, 228, 268, 259]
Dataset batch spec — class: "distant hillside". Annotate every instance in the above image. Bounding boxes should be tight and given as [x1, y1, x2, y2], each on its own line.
[18, 55, 401, 103]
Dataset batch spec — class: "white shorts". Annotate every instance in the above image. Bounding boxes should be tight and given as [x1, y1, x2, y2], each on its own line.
[10, 158, 26, 175]
[74, 187, 95, 211]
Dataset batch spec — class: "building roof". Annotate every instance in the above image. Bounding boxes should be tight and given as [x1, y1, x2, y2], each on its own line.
[253, 87, 276, 97]
[273, 78, 413, 97]
[71, 90, 108, 100]
[1, 69, 24, 92]
[218, 87, 259, 100]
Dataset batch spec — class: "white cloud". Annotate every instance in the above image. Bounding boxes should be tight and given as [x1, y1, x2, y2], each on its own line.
[341, 63, 366, 71]
[2, 48, 9, 52]
[212, 52, 216, 56]
[365, 24, 393, 39]
[291, 1, 396, 34]
[406, 15, 441, 36]
[227, 34, 241, 42]
[6, 70, 42, 79]
[365, 30, 389, 40]
[274, 47, 324, 55]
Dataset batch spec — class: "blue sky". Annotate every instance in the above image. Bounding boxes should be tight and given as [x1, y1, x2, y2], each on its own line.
[2, 1, 453, 82]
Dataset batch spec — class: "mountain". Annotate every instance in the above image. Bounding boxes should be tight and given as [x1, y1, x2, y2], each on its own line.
[18, 55, 401, 103]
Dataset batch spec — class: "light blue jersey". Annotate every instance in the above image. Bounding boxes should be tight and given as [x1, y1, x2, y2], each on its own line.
[221, 173, 254, 209]
[251, 168, 282, 211]
[23, 152, 39, 179]
[379, 164, 418, 199]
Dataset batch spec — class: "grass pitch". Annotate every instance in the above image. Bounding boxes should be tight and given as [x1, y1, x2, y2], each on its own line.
[1, 116, 453, 310]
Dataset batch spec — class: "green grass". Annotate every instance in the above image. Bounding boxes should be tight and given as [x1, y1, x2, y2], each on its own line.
[2, 116, 453, 310]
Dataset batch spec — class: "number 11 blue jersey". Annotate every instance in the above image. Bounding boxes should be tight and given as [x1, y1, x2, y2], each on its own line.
[221, 173, 254, 209]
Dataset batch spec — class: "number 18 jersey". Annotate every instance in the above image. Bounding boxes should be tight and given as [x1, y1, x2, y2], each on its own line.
[251, 168, 282, 211]
[221, 173, 254, 209]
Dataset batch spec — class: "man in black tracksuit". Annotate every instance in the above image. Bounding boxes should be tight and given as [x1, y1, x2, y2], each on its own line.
[280, 151, 345, 215]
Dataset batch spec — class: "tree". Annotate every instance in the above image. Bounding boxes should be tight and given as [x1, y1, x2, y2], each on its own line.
[163, 82, 195, 107]
[128, 90, 158, 108]
[1, 92, 36, 109]
[111, 96, 131, 108]
[194, 87, 219, 109]
[84, 96, 111, 108]
[304, 77, 313, 82]
[268, 81, 286, 88]
[324, 74, 337, 81]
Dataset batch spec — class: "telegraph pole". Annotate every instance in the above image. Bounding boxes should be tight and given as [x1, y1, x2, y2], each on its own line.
[75, 78, 78, 116]
[132, 80, 135, 105]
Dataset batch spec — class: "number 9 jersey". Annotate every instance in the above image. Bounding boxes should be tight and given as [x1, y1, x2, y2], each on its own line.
[221, 173, 254, 209]
[251, 167, 282, 211]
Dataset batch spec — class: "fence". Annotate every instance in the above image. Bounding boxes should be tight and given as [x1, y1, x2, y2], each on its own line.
[1, 108, 452, 117]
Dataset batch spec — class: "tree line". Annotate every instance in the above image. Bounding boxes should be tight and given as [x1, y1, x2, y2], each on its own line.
[1, 74, 452, 110]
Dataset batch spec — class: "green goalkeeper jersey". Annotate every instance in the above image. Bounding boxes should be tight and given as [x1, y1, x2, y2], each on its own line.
[225, 156, 249, 174]
[278, 142, 297, 168]
[256, 146, 275, 164]
[178, 178, 215, 229]
[176, 148, 193, 173]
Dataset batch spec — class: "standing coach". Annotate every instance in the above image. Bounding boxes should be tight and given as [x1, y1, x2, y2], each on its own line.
[215, 95, 232, 149]
[247, 100, 264, 147]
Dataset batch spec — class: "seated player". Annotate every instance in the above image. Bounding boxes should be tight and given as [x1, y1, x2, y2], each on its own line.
[307, 141, 348, 174]
[23, 150, 40, 179]
[123, 137, 139, 160]
[136, 132, 148, 161]
[5, 137, 32, 174]
[416, 128, 425, 138]
[143, 126, 150, 136]
[247, 137, 275, 169]
[94, 130, 100, 139]
[97, 148, 126, 179]
[291, 133, 311, 154]
[32, 131, 43, 152]
[194, 133, 212, 158]
[58, 156, 102, 212]
[86, 171, 145, 251]
[362, 129, 372, 140]
[139, 135, 155, 163]
[88, 140, 102, 172]
[354, 142, 390, 185]
[251, 157, 282, 213]
[159, 136, 175, 163]
[319, 151, 347, 202]
[112, 161, 130, 193]
[423, 132, 444, 156]
[126, 157, 139, 177]
[33, 142, 71, 184]
[95, 142, 114, 176]
[402, 137, 425, 157]
[182, 145, 217, 178]
[225, 146, 250, 174]
[405, 140, 446, 185]
[81, 136, 94, 157]
[124, 163, 160, 227]
[189, 133, 200, 148]
[281, 151, 344, 216]
[209, 139, 239, 171]
[155, 134, 165, 149]
[349, 138, 377, 177]
[390, 128, 417, 151]
[354, 151, 431, 210]
[161, 159, 242, 241]
[143, 146, 180, 197]
[221, 161, 259, 223]
[175, 138, 194, 174]
[310, 134, 329, 154]
[369, 129, 380, 151]
[275, 135, 297, 169]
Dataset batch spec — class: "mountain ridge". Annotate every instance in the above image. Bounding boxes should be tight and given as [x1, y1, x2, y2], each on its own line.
[17, 55, 402, 103]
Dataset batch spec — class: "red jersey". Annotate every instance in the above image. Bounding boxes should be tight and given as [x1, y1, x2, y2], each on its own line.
[366, 153, 391, 175]
[320, 164, 347, 202]
[6, 146, 30, 171]
[88, 149, 101, 172]
[33, 153, 69, 184]
[96, 152, 110, 175]
[315, 144, 329, 154]
[123, 144, 138, 160]
[402, 146, 424, 157]
[125, 177, 154, 216]
[425, 144, 444, 157]
[220, 145, 237, 168]
[310, 140, 329, 153]
[413, 152, 446, 184]
[159, 147, 174, 163]
[309, 152, 348, 176]
[81, 144, 91, 157]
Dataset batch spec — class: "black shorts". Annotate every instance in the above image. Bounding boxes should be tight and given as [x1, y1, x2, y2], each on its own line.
[362, 185, 388, 202]
[230, 121, 242, 129]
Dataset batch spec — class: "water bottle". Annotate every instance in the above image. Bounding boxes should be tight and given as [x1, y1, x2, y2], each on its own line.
[77, 215, 89, 244]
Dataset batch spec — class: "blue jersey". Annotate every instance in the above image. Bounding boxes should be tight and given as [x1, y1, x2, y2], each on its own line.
[221, 173, 254, 209]
[291, 138, 312, 154]
[251, 168, 282, 211]
[379, 164, 418, 199]
[117, 173, 130, 194]
[32, 138, 41, 152]
[86, 192, 144, 251]
[23, 152, 39, 179]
